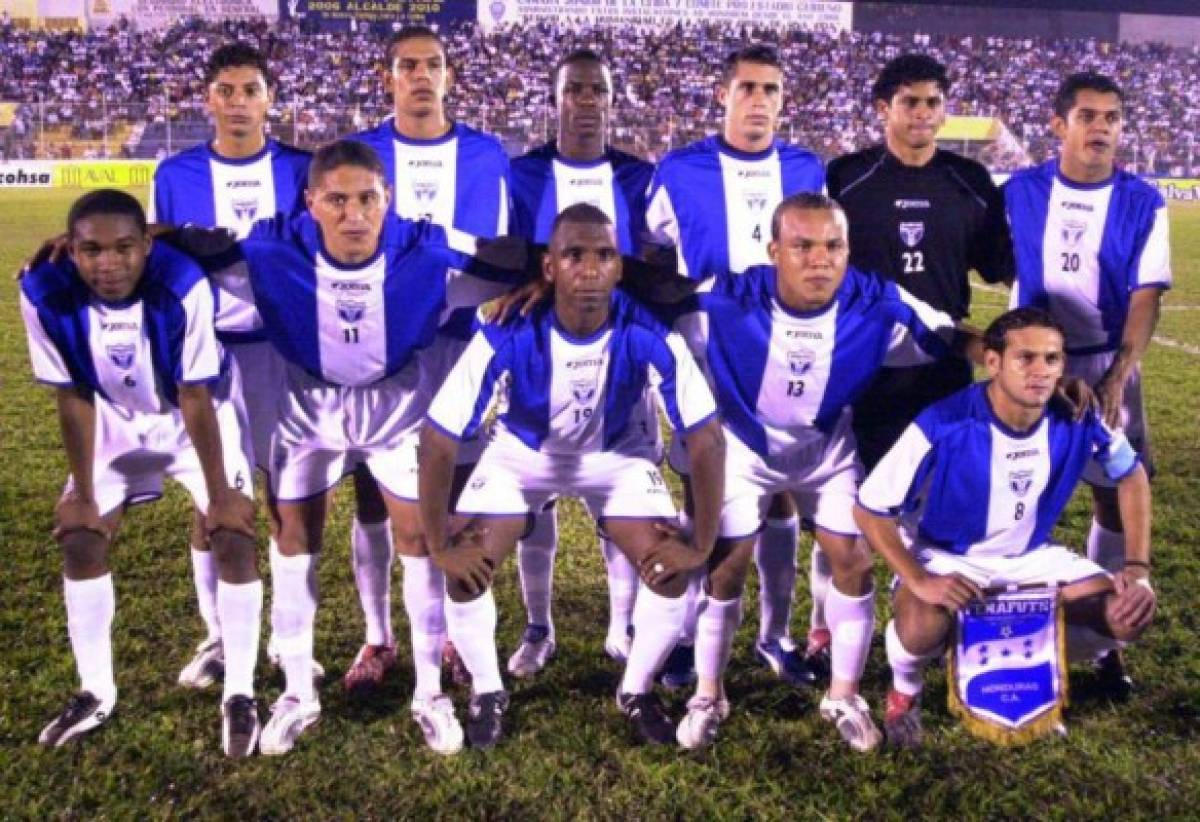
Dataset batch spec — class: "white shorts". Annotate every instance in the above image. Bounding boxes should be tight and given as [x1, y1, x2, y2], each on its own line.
[227, 340, 286, 472]
[914, 545, 1110, 590]
[720, 415, 862, 540]
[271, 361, 424, 502]
[455, 433, 677, 522]
[71, 368, 254, 518]
[1068, 351, 1151, 487]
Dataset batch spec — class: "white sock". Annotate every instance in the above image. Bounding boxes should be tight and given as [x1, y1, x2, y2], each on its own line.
[444, 592, 503, 694]
[517, 508, 557, 634]
[190, 546, 221, 642]
[1066, 624, 1120, 663]
[1087, 519, 1126, 574]
[64, 575, 117, 703]
[270, 545, 317, 701]
[886, 620, 931, 697]
[400, 555, 447, 699]
[695, 595, 742, 685]
[351, 518, 394, 647]
[756, 516, 799, 644]
[621, 585, 687, 695]
[826, 583, 875, 685]
[809, 544, 833, 634]
[601, 535, 638, 646]
[217, 579, 262, 701]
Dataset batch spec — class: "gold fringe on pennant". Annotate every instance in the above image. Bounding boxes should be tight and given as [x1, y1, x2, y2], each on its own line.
[947, 592, 1070, 746]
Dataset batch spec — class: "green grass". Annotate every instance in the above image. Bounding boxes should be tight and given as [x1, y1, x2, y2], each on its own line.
[1, 188, 1198, 819]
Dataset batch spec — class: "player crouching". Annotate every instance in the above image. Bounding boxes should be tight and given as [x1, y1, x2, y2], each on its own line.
[855, 308, 1155, 748]
[21, 190, 263, 757]
[418, 204, 725, 748]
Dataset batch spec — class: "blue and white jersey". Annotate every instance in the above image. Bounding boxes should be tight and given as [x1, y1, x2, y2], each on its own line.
[349, 119, 509, 238]
[20, 243, 225, 413]
[667, 266, 954, 459]
[427, 294, 716, 456]
[858, 382, 1140, 557]
[150, 138, 311, 239]
[1004, 161, 1171, 354]
[509, 142, 654, 255]
[645, 136, 824, 279]
[215, 211, 522, 388]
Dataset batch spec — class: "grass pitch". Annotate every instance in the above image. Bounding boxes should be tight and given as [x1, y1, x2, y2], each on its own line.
[1, 188, 1197, 818]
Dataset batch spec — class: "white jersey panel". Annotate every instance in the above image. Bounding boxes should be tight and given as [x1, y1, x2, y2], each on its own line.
[718, 150, 783, 273]
[314, 253, 388, 386]
[976, 420, 1052, 558]
[1136, 207, 1172, 287]
[86, 300, 163, 414]
[553, 159, 618, 221]
[393, 137, 459, 227]
[20, 292, 72, 385]
[209, 154, 279, 240]
[885, 286, 955, 367]
[754, 300, 837, 456]
[1040, 179, 1112, 350]
[540, 327, 612, 454]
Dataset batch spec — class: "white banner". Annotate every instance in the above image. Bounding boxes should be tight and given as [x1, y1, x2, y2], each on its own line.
[85, 0, 277, 30]
[478, 0, 852, 32]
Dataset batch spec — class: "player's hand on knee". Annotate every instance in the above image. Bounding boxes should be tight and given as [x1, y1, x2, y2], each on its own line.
[206, 487, 256, 538]
[438, 523, 493, 596]
[1110, 570, 1156, 632]
[638, 521, 702, 587]
[909, 572, 983, 611]
[53, 493, 107, 541]
[20, 232, 70, 278]
[1054, 376, 1100, 423]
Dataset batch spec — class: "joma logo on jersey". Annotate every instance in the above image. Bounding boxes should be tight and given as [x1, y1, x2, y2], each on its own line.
[106, 342, 136, 369]
[1008, 469, 1035, 498]
[331, 282, 370, 292]
[408, 160, 444, 169]
[336, 299, 367, 323]
[895, 199, 930, 210]
[571, 379, 598, 403]
[736, 169, 771, 179]
[412, 180, 439, 202]
[566, 358, 603, 369]
[787, 347, 815, 376]
[899, 222, 925, 248]
[784, 329, 822, 340]
[100, 320, 138, 332]
[232, 198, 259, 222]
[1060, 219, 1087, 247]
[568, 178, 604, 186]
[1061, 201, 1094, 213]
[227, 180, 261, 189]
[1006, 448, 1039, 460]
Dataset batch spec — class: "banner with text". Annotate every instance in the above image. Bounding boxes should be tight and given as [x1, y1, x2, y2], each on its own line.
[0, 160, 157, 189]
[86, 0, 278, 30]
[280, 0, 477, 31]
[478, 0, 853, 31]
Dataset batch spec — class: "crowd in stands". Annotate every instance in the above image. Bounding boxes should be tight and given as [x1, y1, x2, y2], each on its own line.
[2, 15, 1198, 174]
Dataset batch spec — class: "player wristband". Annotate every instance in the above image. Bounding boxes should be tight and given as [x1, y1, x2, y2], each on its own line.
[1125, 560, 1151, 569]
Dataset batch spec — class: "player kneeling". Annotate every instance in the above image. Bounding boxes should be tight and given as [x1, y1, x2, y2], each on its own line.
[418, 204, 725, 749]
[21, 191, 263, 757]
[855, 308, 1155, 748]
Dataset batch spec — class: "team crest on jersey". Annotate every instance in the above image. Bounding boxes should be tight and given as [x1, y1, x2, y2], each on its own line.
[571, 379, 597, 404]
[744, 191, 769, 212]
[787, 347, 815, 376]
[232, 198, 259, 223]
[1060, 219, 1087, 248]
[336, 299, 367, 324]
[106, 342, 136, 369]
[899, 221, 925, 248]
[1008, 469, 1034, 498]
[412, 179, 439, 203]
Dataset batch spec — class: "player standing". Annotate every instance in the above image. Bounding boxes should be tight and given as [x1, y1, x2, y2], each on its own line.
[645, 44, 825, 688]
[825, 53, 1013, 673]
[23, 190, 264, 757]
[150, 42, 312, 691]
[856, 308, 1156, 746]
[505, 48, 658, 676]
[419, 204, 725, 748]
[1004, 72, 1170, 696]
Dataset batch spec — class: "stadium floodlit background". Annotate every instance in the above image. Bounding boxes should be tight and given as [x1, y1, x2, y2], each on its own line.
[1, 0, 1198, 817]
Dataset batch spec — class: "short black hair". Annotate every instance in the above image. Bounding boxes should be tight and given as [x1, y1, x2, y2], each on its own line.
[204, 42, 274, 88]
[871, 53, 949, 103]
[308, 140, 386, 190]
[67, 189, 147, 237]
[550, 202, 613, 241]
[551, 48, 608, 99]
[983, 307, 1066, 354]
[384, 25, 445, 66]
[721, 45, 781, 86]
[770, 192, 845, 241]
[1053, 72, 1124, 119]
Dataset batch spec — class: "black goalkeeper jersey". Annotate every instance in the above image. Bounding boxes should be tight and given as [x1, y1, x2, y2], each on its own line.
[826, 145, 1013, 320]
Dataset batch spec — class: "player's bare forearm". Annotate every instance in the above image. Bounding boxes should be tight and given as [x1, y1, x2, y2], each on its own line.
[1116, 463, 1152, 573]
[418, 424, 460, 556]
[178, 383, 232, 504]
[951, 322, 985, 365]
[1110, 287, 1162, 382]
[55, 386, 97, 503]
[683, 418, 725, 560]
[854, 504, 926, 586]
